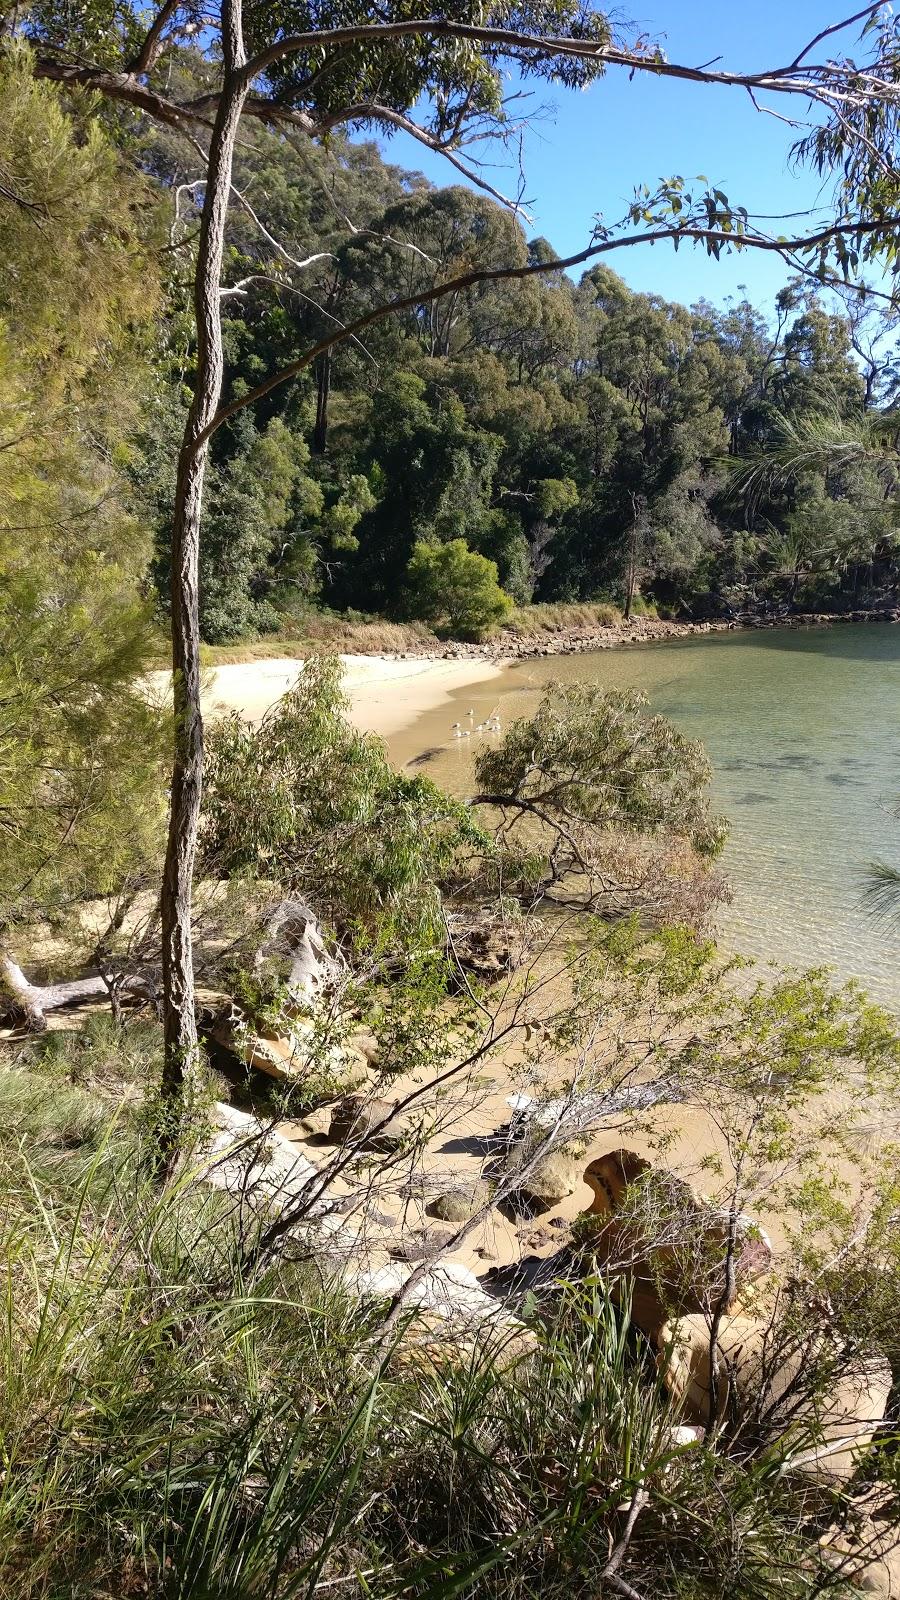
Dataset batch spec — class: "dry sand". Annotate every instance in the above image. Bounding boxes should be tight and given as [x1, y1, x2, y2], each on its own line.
[146, 654, 508, 740]
[162, 653, 788, 1280]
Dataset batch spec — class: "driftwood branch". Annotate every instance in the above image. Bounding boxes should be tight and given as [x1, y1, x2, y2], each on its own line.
[0, 949, 152, 1030]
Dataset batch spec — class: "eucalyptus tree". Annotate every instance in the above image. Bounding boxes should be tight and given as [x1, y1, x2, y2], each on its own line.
[17, 0, 900, 1118]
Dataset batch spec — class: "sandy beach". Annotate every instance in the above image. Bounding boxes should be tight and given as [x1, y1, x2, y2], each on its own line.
[146, 653, 507, 740]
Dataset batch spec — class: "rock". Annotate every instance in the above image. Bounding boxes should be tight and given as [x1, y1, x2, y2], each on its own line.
[388, 1226, 454, 1262]
[660, 1312, 891, 1483]
[445, 911, 525, 984]
[852, 1531, 900, 1597]
[292, 1105, 333, 1138]
[349, 1028, 380, 1067]
[669, 1423, 706, 1449]
[194, 1103, 323, 1213]
[524, 1224, 557, 1249]
[253, 898, 343, 1006]
[584, 1148, 651, 1212]
[511, 1147, 580, 1210]
[578, 1148, 773, 1334]
[426, 1178, 492, 1223]
[351, 1258, 519, 1334]
[209, 1006, 301, 1081]
[208, 1003, 364, 1089]
[329, 1094, 407, 1151]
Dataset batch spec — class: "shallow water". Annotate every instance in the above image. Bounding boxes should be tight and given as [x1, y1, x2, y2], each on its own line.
[389, 624, 900, 1012]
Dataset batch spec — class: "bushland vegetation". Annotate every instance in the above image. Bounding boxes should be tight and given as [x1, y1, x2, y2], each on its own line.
[6, 6, 900, 1596]
[4, 649, 900, 1597]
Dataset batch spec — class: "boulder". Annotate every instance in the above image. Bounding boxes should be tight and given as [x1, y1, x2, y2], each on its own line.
[426, 1178, 492, 1223]
[329, 1094, 407, 1151]
[294, 1105, 334, 1138]
[584, 1148, 651, 1213]
[445, 911, 525, 984]
[388, 1227, 455, 1262]
[349, 1028, 380, 1067]
[209, 1006, 301, 1081]
[511, 1147, 580, 1210]
[194, 1103, 322, 1213]
[578, 1148, 773, 1335]
[208, 1003, 364, 1090]
[660, 1311, 891, 1483]
[351, 1259, 518, 1334]
[253, 898, 343, 1006]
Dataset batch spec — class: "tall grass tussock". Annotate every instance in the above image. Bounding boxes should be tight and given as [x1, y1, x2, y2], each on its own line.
[0, 1023, 891, 1600]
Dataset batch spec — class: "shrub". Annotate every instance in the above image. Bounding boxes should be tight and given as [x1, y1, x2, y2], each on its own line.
[403, 538, 512, 640]
[505, 601, 623, 635]
[202, 655, 488, 955]
[1, 1082, 893, 1600]
[472, 683, 728, 925]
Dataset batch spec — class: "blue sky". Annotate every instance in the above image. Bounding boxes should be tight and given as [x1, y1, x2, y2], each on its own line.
[373, 1, 857, 317]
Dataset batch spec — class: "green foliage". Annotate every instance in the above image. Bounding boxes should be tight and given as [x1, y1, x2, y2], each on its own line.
[0, 560, 165, 923]
[473, 684, 727, 922]
[245, 0, 611, 126]
[403, 538, 513, 639]
[0, 43, 161, 409]
[13, 13, 900, 634]
[476, 684, 725, 853]
[0, 50, 166, 927]
[534, 476, 579, 520]
[1, 1043, 897, 1600]
[200, 416, 324, 641]
[73, 35, 900, 637]
[201, 655, 488, 953]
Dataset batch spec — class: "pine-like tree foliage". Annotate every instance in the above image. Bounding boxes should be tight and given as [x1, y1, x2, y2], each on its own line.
[0, 51, 166, 927]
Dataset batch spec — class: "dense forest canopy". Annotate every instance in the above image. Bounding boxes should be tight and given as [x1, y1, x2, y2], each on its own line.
[9, 0, 900, 1099]
[6, 45, 900, 648]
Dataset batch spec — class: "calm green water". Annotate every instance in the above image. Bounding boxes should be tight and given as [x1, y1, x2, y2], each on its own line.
[407, 625, 900, 1012]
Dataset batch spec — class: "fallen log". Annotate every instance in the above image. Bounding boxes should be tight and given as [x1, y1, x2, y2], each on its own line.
[0, 949, 153, 1031]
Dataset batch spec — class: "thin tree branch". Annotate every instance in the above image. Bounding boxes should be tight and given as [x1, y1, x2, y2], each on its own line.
[32, 7, 900, 148]
[238, 15, 900, 105]
[32, 56, 212, 131]
[314, 101, 533, 216]
[602, 1484, 649, 1599]
[200, 214, 900, 446]
[126, 0, 181, 75]
[787, 2, 886, 71]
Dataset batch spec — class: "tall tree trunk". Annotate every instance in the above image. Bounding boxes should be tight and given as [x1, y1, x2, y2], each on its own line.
[624, 536, 637, 620]
[312, 350, 331, 455]
[624, 492, 645, 622]
[159, 0, 248, 1123]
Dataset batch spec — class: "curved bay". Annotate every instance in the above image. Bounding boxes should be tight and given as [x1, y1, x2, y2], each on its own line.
[390, 623, 900, 1012]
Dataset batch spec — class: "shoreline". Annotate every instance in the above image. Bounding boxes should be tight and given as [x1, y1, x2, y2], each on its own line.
[386, 608, 900, 663]
[145, 654, 510, 742]
[145, 611, 900, 745]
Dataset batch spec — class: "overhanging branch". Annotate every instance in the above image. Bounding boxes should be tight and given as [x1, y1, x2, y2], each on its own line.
[238, 13, 900, 108]
[200, 214, 900, 445]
